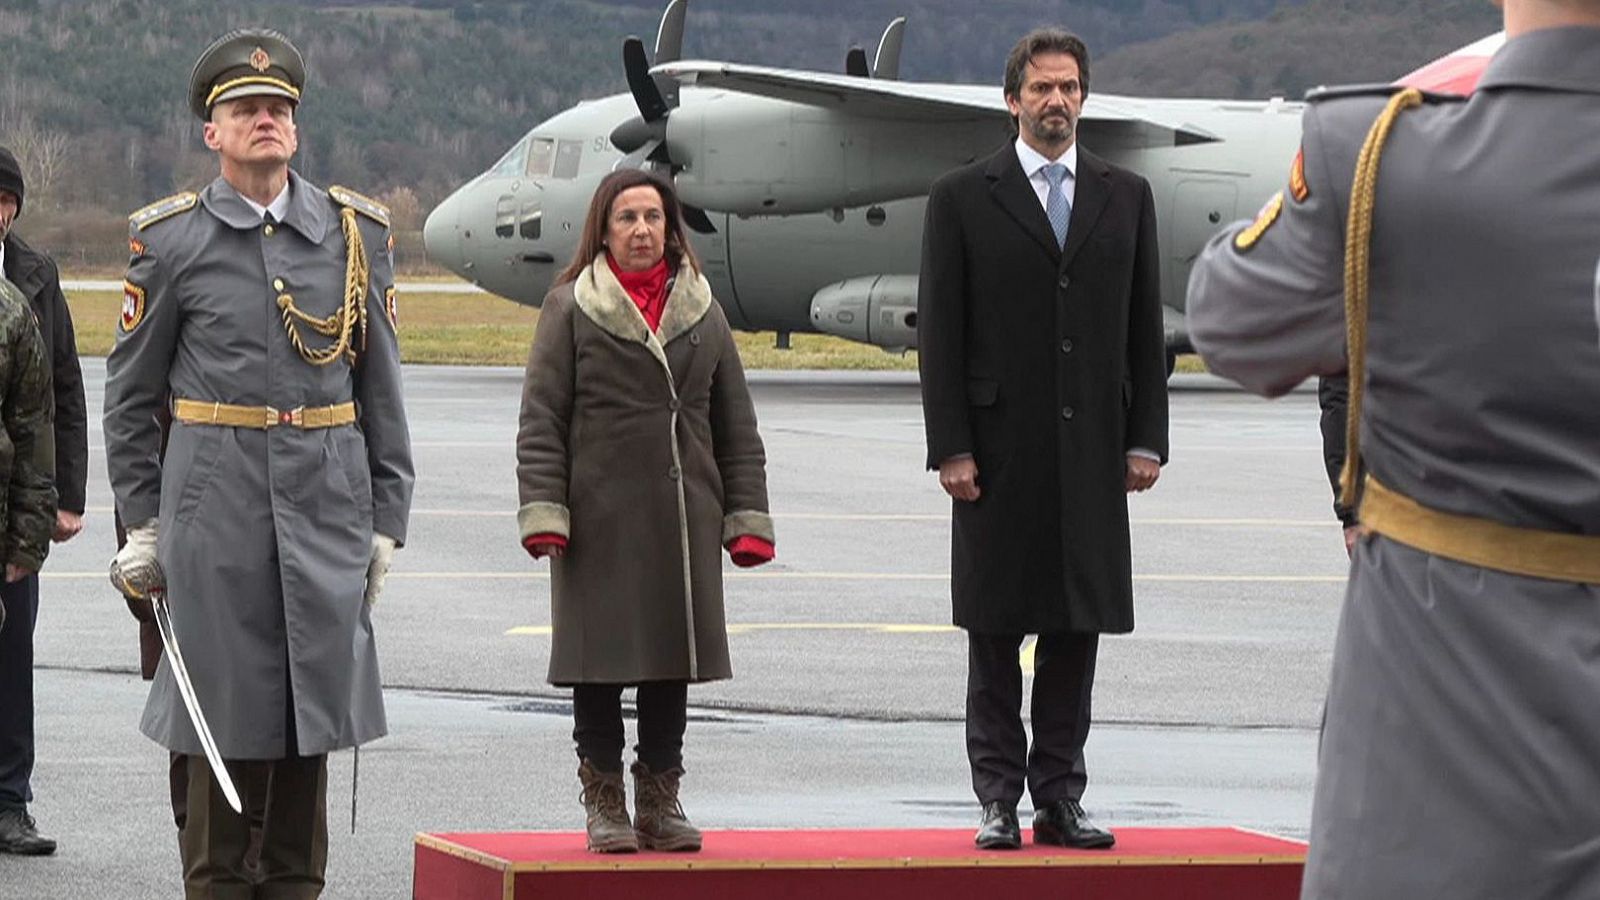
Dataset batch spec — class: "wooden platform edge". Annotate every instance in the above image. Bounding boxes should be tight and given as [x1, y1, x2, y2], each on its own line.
[415, 832, 514, 900]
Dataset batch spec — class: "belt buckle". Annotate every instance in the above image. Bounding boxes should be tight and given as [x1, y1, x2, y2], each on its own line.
[283, 407, 304, 428]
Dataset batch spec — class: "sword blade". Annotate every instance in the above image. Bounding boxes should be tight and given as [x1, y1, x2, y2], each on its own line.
[152, 592, 243, 814]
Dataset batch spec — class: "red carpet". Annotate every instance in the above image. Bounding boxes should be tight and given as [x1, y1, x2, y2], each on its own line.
[414, 827, 1306, 899]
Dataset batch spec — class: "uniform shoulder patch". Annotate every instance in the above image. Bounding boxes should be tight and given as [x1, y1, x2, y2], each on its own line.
[1288, 148, 1310, 203]
[121, 280, 147, 333]
[130, 192, 198, 231]
[384, 285, 399, 330]
[328, 185, 390, 228]
[1234, 192, 1284, 252]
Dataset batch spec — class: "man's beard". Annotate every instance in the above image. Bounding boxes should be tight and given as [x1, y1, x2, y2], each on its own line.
[1027, 113, 1074, 145]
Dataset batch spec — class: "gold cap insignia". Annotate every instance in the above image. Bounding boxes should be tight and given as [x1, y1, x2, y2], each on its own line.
[249, 46, 271, 72]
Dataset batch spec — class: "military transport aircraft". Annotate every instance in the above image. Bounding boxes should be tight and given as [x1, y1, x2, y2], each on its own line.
[422, 0, 1499, 369]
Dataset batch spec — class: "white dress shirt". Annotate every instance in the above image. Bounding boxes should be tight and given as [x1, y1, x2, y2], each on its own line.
[1014, 137, 1078, 214]
[238, 182, 292, 222]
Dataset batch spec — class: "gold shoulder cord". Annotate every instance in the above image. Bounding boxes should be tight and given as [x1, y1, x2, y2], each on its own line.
[278, 207, 370, 366]
[1338, 88, 1423, 509]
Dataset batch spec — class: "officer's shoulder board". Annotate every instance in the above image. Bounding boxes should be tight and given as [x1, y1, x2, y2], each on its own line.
[1304, 83, 1468, 106]
[328, 185, 390, 229]
[129, 191, 199, 231]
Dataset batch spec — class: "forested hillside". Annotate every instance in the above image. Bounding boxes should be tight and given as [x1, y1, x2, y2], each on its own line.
[0, 0, 1498, 267]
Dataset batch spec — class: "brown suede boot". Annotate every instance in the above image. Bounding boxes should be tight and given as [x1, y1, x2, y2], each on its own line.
[578, 760, 638, 853]
[631, 761, 702, 851]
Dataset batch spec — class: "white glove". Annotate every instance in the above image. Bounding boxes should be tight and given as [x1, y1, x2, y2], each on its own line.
[364, 533, 397, 607]
[110, 519, 163, 600]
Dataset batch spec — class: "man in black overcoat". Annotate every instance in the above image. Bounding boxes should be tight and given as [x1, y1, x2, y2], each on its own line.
[917, 28, 1169, 851]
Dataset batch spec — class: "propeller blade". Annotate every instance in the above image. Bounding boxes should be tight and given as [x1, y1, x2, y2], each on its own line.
[845, 46, 870, 78]
[653, 0, 688, 108]
[623, 36, 671, 122]
[874, 17, 906, 80]
[681, 203, 717, 234]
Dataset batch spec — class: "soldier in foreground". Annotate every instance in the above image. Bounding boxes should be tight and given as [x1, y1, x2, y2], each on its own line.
[104, 28, 413, 898]
[1187, 1, 1600, 897]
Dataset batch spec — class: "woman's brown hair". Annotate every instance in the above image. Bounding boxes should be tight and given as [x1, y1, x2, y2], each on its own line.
[554, 169, 703, 286]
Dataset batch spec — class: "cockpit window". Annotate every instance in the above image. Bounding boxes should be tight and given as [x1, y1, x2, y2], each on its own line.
[519, 201, 541, 240]
[495, 195, 515, 238]
[526, 138, 556, 178]
[553, 140, 583, 180]
[491, 139, 528, 178]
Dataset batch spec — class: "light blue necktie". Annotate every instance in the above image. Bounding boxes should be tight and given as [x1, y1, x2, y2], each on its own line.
[1043, 163, 1071, 249]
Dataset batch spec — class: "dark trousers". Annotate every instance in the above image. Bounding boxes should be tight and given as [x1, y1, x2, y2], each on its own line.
[966, 631, 1099, 808]
[572, 681, 688, 773]
[0, 575, 39, 811]
[181, 753, 328, 900]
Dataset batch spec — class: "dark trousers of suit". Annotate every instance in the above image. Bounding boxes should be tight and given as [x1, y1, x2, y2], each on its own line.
[572, 681, 688, 773]
[966, 631, 1099, 808]
[0, 575, 39, 812]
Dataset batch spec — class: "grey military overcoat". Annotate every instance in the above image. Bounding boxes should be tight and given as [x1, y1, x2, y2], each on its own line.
[515, 258, 772, 686]
[104, 173, 414, 760]
[1187, 28, 1600, 900]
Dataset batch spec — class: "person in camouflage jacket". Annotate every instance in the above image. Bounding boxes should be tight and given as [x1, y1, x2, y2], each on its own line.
[0, 276, 53, 581]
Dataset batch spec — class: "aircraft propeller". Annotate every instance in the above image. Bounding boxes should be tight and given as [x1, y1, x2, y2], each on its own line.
[608, 0, 717, 233]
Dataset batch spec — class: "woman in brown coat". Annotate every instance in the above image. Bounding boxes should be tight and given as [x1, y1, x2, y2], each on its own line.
[515, 170, 774, 853]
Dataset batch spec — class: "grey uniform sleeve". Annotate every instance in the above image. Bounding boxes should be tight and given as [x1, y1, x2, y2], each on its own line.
[354, 219, 414, 546]
[1187, 104, 1349, 397]
[104, 225, 180, 527]
[3, 304, 56, 572]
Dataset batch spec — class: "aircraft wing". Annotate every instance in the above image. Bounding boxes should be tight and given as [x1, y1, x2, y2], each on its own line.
[654, 60, 1219, 145]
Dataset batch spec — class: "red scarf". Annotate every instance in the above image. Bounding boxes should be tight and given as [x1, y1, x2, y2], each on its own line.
[607, 254, 670, 332]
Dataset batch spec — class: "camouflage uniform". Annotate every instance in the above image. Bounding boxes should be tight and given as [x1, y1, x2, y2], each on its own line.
[0, 276, 54, 573]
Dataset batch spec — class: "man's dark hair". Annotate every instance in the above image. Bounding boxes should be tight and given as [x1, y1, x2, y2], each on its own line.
[1003, 28, 1091, 101]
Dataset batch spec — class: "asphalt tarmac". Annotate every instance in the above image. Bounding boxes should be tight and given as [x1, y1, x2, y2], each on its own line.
[3, 362, 1345, 898]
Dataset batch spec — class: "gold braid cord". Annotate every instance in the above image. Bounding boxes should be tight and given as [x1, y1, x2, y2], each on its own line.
[278, 207, 370, 366]
[1339, 88, 1423, 510]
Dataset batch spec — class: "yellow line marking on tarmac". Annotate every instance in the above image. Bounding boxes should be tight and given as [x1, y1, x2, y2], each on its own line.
[41, 571, 1347, 583]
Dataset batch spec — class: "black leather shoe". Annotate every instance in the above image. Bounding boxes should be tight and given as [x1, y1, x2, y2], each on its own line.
[974, 800, 1021, 850]
[1032, 799, 1114, 849]
[0, 807, 57, 856]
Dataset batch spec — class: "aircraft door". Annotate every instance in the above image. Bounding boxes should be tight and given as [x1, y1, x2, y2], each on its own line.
[1168, 179, 1239, 313]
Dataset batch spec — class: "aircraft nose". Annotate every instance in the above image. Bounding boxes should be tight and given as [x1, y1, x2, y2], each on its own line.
[423, 189, 467, 278]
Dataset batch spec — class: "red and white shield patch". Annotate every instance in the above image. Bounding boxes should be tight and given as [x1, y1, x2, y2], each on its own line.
[121, 281, 146, 333]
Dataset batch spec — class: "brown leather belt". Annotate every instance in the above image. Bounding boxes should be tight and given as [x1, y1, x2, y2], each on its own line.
[172, 398, 356, 430]
[1361, 475, 1600, 584]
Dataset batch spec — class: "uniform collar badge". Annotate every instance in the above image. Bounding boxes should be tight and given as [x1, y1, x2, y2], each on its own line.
[249, 46, 271, 72]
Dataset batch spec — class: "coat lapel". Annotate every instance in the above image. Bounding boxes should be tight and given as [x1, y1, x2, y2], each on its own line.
[984, 147, 1060, 264]
[1059, 148, 1110, 271]
[573, 254, 713, 381]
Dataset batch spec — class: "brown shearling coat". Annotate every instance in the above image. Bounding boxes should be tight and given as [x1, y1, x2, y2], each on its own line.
[516, 257, 773, 685]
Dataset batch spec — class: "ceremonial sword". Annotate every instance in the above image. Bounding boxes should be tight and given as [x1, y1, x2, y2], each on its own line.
[114, 558, 244, 816]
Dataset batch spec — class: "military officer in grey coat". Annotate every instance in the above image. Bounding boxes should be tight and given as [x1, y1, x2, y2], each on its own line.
[104, 28, 413, 898]
[1187, 3, 1600, 898]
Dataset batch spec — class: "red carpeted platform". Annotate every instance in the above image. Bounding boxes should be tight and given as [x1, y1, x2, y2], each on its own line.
[413, 827, 1306, 899]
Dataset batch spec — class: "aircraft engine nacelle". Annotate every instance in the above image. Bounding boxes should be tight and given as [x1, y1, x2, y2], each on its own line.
[810, 276, 919, 351]
[668, 93, 998, 216]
